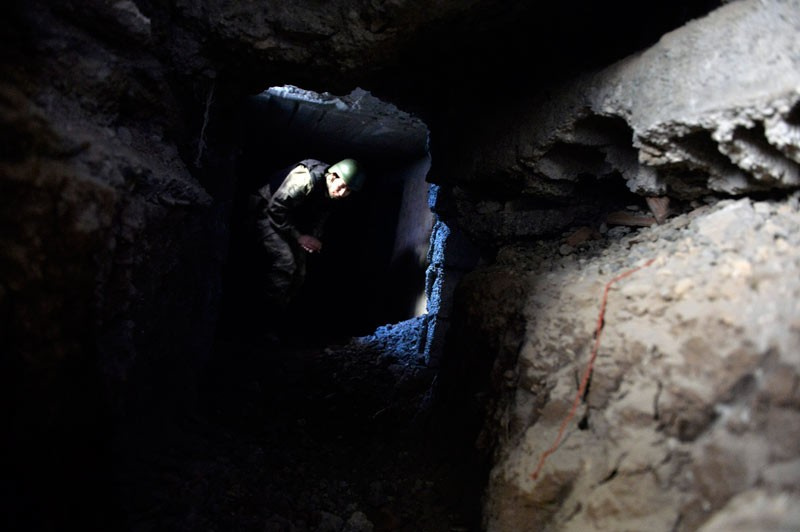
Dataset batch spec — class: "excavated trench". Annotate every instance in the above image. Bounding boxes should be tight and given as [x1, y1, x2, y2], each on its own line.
[113, 86, 697, 532]
[5, 2, 799, 531]
[111, 79, 662, 529]
[113, 88, 487, 531]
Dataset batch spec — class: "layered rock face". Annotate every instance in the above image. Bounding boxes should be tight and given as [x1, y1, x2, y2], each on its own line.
[435, 1, 800, 530]
[1, 0, 798, 530]
[438, 0, 800, 251]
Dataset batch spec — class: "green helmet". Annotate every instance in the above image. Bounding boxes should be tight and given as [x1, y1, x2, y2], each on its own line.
[329, 158, 365, 191]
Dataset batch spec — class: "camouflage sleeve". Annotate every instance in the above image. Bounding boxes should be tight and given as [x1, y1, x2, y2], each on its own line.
[267, 164, 314, 241]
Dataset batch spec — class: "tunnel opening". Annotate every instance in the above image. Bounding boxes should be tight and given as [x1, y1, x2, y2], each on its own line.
[187, 85, 487, 532]
[218, 85, 435, 346]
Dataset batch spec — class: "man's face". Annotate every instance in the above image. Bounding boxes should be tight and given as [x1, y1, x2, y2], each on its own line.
[325, 172, 352, 199]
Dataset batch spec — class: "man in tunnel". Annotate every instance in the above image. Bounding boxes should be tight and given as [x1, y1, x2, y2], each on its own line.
[249, 158, 366, 338]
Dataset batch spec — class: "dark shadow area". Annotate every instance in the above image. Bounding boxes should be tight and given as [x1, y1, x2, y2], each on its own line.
[365, 1, 723, 114]
[186, 328, 485, 531]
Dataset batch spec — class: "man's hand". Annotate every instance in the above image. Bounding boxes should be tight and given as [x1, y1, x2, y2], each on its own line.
[297, 234, 322, 253]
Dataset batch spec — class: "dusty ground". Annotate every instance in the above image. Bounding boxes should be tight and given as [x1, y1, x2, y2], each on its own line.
[116, 318, 485, 532]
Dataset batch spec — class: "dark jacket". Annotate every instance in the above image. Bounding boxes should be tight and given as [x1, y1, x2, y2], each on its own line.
[255, 159, 334, 242]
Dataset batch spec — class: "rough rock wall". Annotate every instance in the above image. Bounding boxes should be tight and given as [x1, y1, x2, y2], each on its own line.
[0, 2, 228, 526]
[467, 195, 800, 531]
[2, 0, 792, 529]
[436, 0, 800, 251]
[1, 0, 228, 404]
[432, 1, 800, 529]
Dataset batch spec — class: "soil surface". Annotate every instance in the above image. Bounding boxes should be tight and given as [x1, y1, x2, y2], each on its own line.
[117, 319, 485, 532]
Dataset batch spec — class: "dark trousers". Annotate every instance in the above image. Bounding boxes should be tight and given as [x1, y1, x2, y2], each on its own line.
[254, 219, 307, 313]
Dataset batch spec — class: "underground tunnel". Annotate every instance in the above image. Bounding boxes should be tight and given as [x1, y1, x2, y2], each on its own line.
[197, 85, 489, 531]
[3, 1, 800, 531]
[221, 85, 435, 344]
